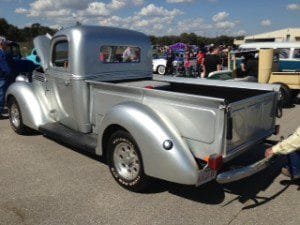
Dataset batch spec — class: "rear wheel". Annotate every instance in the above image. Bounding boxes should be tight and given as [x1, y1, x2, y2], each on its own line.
[107, 130, 152, 192]
[8, 98, 31, 135]
[157, 65, 166, 75]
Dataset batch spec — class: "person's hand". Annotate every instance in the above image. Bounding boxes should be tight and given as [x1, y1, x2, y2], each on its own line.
[265, 148, 274, 159]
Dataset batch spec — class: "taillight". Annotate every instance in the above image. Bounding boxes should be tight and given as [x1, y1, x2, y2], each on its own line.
[207, 154, 223, 171]
[145, 85, 154, 89]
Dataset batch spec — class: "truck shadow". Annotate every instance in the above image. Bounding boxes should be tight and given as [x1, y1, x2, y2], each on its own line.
[46, 136, 292, 208]
[161, 143, 292, 208]
[161, 160, 286, 207]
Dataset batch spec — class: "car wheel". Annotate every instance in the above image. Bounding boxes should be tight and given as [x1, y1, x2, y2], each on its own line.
[278, 84, 291, 107]
[8, 97, 30, 135]
[157, 65, 166, 75]
[107, 130, 151, 192]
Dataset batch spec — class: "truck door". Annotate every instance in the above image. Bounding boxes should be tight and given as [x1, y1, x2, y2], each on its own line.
[46, 37, 77, 130]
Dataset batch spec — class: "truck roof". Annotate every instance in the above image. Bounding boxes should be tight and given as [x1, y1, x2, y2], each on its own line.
[55, 25, 148, 41]
[35, 25, 153, 81]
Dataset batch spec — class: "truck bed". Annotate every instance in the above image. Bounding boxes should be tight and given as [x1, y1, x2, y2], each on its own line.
[117, 77, 270, 103]
[88, 76, 279, 160]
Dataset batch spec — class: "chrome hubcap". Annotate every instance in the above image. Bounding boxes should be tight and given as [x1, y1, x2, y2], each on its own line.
[158, 66, 165, 75]
[10, 103, 20, 128]
[113, 142, 140, 181]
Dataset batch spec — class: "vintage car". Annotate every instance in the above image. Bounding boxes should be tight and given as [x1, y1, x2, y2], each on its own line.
[6, 25, 281, 192]
[152, 57, 167, 75]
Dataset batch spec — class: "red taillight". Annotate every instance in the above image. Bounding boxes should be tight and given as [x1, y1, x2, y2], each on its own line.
[145, 85, 154, 89]
[207, 154, 223, 171]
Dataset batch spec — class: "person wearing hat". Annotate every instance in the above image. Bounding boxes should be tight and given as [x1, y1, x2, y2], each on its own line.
[0, 36, 11, 117]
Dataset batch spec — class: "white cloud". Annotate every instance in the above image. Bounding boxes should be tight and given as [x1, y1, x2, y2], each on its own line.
[138, 4, 183, 17]
[215, 21, 235, 30]
[83, 2, 111, 16]
[30, 0, 90, 11]
[261, 19, 271, 26]
[15, 8, 29, 14]
[166, 0, 194, 3]
[107, 0, 127, 10]
[176, 17, 212, 34]
[235, 30, 246, 36]
[132, 0, 144, 6]
[212, 11, 229, 22]
[211, 11, 240, 34]
[287, 4, 300, 10]
[14, 0, 246, 36]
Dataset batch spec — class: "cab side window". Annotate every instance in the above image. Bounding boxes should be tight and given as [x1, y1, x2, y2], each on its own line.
[293, 49, 300, 59]
[52, 40, 69, 68]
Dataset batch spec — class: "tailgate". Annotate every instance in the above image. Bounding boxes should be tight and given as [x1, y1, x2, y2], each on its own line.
[226, 92, 277, 157]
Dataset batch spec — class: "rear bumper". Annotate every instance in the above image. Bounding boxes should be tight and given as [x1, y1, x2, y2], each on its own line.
[216, 157, 277, 184]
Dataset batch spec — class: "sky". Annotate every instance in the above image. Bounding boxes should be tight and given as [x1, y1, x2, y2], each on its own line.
[0, 0, 299, 37]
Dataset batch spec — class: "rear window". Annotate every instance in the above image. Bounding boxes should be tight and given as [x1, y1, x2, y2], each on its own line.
[100, 46, 141, 63]
[293, 49, 300, 59]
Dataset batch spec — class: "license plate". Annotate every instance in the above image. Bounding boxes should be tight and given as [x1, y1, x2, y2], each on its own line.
[197, 168, 217, 186]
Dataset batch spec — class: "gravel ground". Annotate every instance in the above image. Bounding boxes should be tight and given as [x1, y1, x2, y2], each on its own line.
[0, 99, 299, 225]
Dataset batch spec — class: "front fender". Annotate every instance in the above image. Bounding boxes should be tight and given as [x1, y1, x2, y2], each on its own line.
[6, 81, 51, 129]
[97, 102, 200, 185]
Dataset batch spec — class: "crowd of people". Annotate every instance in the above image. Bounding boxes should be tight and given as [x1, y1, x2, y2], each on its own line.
[161, 44, 259, 79]
[163, 45, 231, 78]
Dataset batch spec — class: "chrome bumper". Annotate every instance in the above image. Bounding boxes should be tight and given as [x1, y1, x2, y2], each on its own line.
[216, 158, 272, 184]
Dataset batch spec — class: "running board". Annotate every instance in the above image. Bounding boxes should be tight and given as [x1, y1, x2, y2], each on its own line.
[39, 122, 97, 154]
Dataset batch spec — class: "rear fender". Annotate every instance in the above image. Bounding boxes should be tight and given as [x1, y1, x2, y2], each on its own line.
[6, 82, 51, 130]
[97, 102, 199, 185]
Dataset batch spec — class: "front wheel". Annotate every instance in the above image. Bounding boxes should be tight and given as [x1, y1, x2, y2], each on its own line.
[8, 98, 31, 135]
[107, 130, 152, 192]
[157, 65, 166, 75]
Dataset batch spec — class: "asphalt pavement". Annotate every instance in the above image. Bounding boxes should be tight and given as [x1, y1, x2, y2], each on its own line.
[0, 99, 299, 225]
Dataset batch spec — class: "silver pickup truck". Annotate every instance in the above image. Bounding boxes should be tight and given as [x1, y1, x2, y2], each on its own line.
[6, 25, 281, 192]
